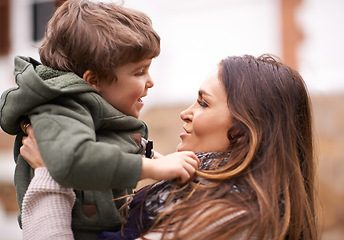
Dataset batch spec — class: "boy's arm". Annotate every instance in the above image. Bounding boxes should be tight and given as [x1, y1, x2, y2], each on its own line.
[141, 152, 200, 184]
[29, 103, 145, 190]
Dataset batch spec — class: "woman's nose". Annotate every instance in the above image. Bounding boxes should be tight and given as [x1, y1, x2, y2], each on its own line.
[180, 105, 193, 122]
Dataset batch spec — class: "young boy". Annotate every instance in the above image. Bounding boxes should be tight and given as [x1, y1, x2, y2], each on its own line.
[0, 1, 198, 239]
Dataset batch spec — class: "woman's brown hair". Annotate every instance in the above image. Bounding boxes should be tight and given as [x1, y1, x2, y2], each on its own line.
[143, 55, 318, 240]
[39, 0, 160, 80]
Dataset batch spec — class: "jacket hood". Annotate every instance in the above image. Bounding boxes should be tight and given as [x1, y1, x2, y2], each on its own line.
[0, 56, 98, 135]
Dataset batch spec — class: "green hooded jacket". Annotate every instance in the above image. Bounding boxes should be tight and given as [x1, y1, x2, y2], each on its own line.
[0, 56, 148, 239]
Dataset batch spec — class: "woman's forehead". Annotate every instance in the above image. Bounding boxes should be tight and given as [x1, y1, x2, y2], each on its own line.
[199, 66, 224, 98]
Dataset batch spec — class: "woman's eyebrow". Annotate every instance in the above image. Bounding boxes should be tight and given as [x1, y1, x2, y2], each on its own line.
[198, 90, 211, 98]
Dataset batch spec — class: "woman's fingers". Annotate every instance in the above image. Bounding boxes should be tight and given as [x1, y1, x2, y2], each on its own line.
[20, 118, 31, 134]
[20, 125, 45, 169]
[26, 125, 34, 138]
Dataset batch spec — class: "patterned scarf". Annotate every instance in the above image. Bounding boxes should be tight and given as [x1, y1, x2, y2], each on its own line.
[144, 152, 231, 219]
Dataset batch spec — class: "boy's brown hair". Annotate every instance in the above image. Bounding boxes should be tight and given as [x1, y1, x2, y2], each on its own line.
[39, 0, 160, 81]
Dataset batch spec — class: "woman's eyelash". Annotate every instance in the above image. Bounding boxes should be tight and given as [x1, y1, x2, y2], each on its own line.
[197, 100, 208, 107]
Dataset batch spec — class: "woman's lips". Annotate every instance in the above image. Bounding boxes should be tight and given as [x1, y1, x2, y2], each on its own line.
[180, 128, 190, 138]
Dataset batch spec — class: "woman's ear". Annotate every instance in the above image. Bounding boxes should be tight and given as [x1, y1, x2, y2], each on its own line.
[83, 70, 100, 91]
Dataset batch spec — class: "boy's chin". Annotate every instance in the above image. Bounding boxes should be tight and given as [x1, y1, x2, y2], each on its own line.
[125, 110, 140, 118]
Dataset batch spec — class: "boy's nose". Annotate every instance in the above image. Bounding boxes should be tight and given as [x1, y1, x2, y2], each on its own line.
[146, 76, 154, 88]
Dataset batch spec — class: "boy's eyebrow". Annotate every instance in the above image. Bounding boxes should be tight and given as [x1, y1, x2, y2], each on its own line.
[133, 63, 151, 72]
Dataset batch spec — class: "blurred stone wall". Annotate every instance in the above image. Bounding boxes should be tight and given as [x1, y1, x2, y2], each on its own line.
[0, 94, 343, 239]
[311, 94, 344, 239]
[0, 133, 16, 213]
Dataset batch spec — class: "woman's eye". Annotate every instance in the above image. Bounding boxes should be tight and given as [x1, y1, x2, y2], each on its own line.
[197, 100, 208, 108]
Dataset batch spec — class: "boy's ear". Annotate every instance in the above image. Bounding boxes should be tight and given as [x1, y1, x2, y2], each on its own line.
[83, 70, 100, 91]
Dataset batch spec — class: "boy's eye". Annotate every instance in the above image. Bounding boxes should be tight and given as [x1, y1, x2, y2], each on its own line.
[197, 100, 208, 108]
[135, 71, 145, 76]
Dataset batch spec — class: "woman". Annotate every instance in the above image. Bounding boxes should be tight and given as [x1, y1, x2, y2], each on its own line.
[20, 54, 318, 240]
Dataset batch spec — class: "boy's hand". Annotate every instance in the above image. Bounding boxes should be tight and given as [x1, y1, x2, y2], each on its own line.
[152, 150, 163, 159]
[20, 125, 46, 169]
[140, 151, 200, 184]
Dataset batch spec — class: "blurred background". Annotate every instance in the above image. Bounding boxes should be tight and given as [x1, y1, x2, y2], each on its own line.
[0, 0, 343, 239]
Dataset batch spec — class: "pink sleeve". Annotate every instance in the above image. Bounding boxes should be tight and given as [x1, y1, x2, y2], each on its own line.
[21, 167, 76, 240]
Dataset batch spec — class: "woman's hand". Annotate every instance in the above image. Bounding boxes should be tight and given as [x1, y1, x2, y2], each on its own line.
[20, 124, 46, 169]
